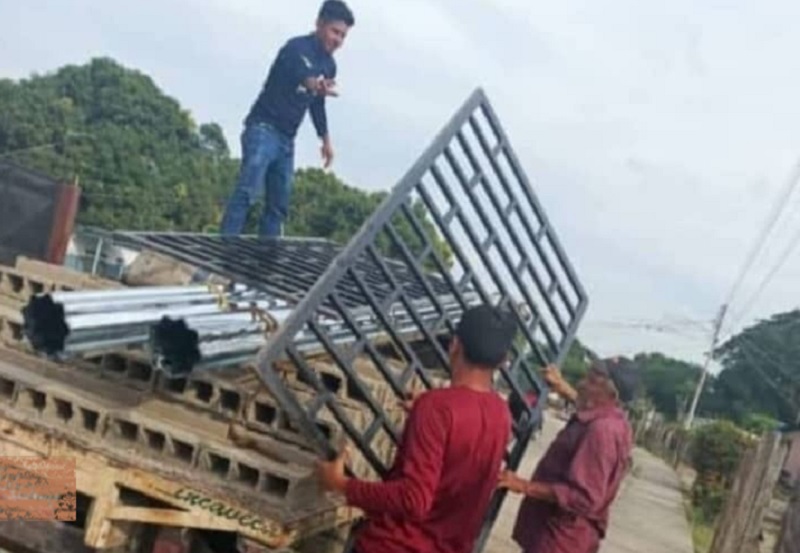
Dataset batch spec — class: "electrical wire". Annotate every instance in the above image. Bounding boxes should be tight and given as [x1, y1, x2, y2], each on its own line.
[725, 221, 800, 334]
[738, 344, 798, 410]
[721, 156, 800, 312]
[736, 335, 800, 385]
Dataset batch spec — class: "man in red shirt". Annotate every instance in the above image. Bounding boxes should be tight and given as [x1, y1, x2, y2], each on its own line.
[499, 360, 635, 553]
[317, 304, 516, 553]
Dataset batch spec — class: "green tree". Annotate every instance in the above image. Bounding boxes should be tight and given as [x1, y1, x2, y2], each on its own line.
[739, 412, 780, 435]
[689, 420, 751, 523]
[0, 57, 453, 266]
[0, 57, 237, 232]
[714, 310, 800, 424]
[560, 339, 596, 385]
[633, 353, 705, 420]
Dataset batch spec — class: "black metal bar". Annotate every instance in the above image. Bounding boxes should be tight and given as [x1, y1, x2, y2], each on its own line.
[328, 290, 406, 397]
[457, 125, 569, 337]
[362, 415, 386, 446]
[253, 343, 338, 460]
[429, 161, 553, 362]
[413, 183, 495, 307]
[380, 228, 455, 359]
[364, 244, 453, 374]
[412, 179, 551, 424]
[344, 270, 435, 392]
[400, 202, 471, 315]
[307, 317, 402, 444]
[444, 141, 567, 342]
[465, 118, 576, 323]
[286, 342, 394, 475]
[478, 104, 589, 360]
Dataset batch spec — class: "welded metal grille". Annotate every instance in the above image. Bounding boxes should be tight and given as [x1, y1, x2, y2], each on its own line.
[252, 88, 589, 551]
[113, 233, 456, 310]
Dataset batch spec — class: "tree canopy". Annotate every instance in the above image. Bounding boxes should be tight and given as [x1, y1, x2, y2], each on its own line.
[714, 310, 800, 424]
[0, 57, 451, 266]
[632, 352, 704, 420]
[0, 57, 236, 231]
[628, 311, 800, 427]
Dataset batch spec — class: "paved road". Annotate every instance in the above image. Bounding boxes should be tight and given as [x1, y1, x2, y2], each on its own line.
[486, 413, 694, 553]
[600, 449, 694, 553]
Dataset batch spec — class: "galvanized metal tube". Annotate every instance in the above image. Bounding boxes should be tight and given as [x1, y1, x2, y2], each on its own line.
[62, 295, 221, 315]
[23, 283, 284, 357]
[51, 285, 213, 303]
[66, 304, 226, 330]
[165, 303, 463, 375]
[65, 333, 150, 354]
[26, 282, 479, 370]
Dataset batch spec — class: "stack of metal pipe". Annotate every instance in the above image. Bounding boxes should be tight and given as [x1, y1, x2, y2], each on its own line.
[150, 292, 478, 377]
[22, 282, 482, 377]
[21, 284, 269, 357]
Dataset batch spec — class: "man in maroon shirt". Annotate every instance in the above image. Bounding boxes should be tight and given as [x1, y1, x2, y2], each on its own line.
[499, 360, 635, 553]
[316, 304, 516, 553]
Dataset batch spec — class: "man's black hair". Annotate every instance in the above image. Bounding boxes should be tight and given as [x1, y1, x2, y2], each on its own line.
[455, 304, 518, 368]
[319, 0, 355, 26]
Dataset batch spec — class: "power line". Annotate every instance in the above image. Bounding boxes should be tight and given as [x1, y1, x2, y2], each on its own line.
[583, 319, 711, 342]
[725, 221, 800, 334]
[736, 335, 800, 386]
[738, 344, 797, 410]
[721, 156, 800, 315]
[631, 157, 800, 425]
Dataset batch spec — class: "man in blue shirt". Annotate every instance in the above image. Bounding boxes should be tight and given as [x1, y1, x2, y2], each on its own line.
[220, 1, 355, 237]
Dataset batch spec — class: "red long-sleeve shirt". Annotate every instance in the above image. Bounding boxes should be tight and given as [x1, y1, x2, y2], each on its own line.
[512, 405, 633, 553]
[345, 387, 512, 553]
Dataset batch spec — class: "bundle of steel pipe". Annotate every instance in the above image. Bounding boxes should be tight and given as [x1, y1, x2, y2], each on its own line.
[151, 307, 295, 376]
[21, 284, 278, 356]
[22, 280, 485, 378]
[151, 293, 480, 377]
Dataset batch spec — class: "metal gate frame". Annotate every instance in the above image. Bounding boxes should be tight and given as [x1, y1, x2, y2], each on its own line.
[252, 88, 589, 551]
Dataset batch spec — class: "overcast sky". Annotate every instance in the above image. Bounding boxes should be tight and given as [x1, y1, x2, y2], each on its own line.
[3, 0, 800, 366]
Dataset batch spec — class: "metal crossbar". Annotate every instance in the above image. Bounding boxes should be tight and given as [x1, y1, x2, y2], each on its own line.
[252, 88, 589, 552]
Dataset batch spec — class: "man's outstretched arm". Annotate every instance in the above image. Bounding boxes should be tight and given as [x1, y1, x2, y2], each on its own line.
[542, 364, 578, 403]
[499, 424, 620, 517]
[310, 97, 334, 168]
[317, 398, 449, 520]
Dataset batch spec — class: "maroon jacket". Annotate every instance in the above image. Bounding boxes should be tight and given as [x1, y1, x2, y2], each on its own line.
[512, 405, 632, 553]
[345, 387, 511, 553]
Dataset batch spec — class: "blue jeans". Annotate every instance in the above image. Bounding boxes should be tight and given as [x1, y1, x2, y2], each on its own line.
[220, 123, 294, 237]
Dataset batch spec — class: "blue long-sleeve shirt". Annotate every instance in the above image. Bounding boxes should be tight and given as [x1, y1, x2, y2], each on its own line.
[245, 34, 336, 140]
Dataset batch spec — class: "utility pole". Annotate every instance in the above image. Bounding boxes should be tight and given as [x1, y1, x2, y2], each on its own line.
[684, 304, 728, 430]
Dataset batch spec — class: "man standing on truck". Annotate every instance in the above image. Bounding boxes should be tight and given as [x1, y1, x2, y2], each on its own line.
[498, 360, 635, 553]
[220, 0, 355, 237]
[317, 304, 516, 553]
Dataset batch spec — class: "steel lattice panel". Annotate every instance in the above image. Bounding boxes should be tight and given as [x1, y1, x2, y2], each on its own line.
[252, 88, 589, 552]
[112, 233, 455, 309]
